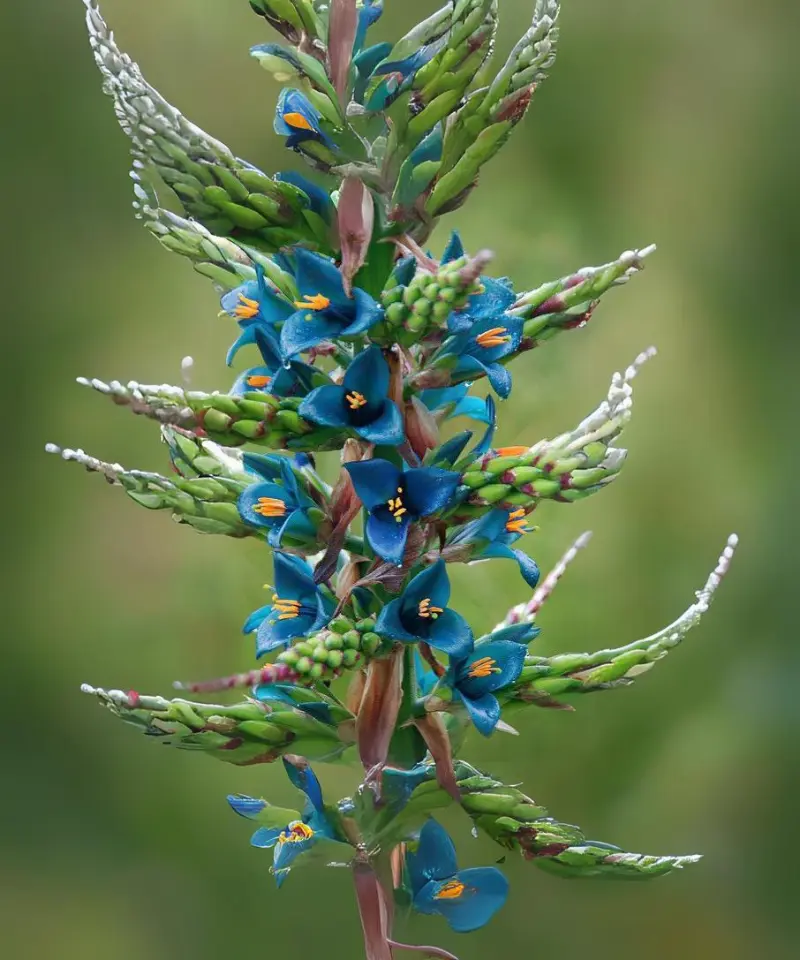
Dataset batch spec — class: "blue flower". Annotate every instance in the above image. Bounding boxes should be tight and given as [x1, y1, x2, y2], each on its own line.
[440, 230, 464, 264]
[447, 639, 527, 736]
[380, 761, 435, 813]
[446, 276, 517, 335]
[230, 327, 318, 398]
[447, 508, 540, 588]
[243, 552, 332, 657]
[274, 88, 336, 150]
[228, 757, 338, 887]
[344, 460, 460, 565]
[280, 249, 383, 357]
[441, 314, 523, 399]
[365, 37, 447, 111]
[237, 454, 318, 548]
[418, 384, 494, 427]
[355, 0, 383, 53]
[374, 560, 473, 658]
[221, 266, 294, 366]
[406, 820, 509, 932]
[299, 346, 404, 445]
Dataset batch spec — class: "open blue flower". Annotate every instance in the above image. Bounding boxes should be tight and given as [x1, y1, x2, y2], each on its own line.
[228, 757, 338, 887]
[237, 455, 318, 547]
[243, 552, 332, 657]
[344, 461, 460, 565]
[447, 508, 540, 588]
[280, 249, 383, 357]
[418, 383, 494, 427]
[441, 314, 523, 399]
[274, 88, 336, 150]
[447, 639, 527, 736]
[299, 346, 403, 445]
[230, 327, 318, 398]
[221, 265, 294, 366]
[374, 560, 473, 658]
[406, 820, 509, 932]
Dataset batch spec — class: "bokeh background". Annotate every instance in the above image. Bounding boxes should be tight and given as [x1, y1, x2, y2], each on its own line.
[2, 0, 798, 957]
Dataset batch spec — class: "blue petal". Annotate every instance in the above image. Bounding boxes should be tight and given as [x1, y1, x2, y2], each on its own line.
[275, 509, 317, 545]
[407, 819, 459, 892]
[341, 288, 384, 336]
[402, 559, 451, 611]
[469, 396, 496, 459]
[355, 401, 405, 445]
[466, 276, 516, 320]
[414, 651, 438, 696]
[485, 362, 513, 399]
[282, 757, 325, 814]
[231, 366, 275, 397]
[254, 325, 283, 369]
[273, 551, 317, 602]
[275, 171, 335, 221]
[226, 323, 261, 366]
[429, 431, 473, 468]
[441, 230, 465, 264]
[417, 867, 509, 931]
[293, 248, 347, 305]
[275, 89, 323, 138]
[375, 597, 422, 642]
[227, 794, 267, 820]
[389, 256, 416, 287]
[460, 691, 501, 737]
[489, 623, 541, 645]
[448, 509, 508, 547]
[355, 0, 383, 51]
[255, 613, 310, 656]
[250, 826, 284, 848]
[272, 832, 316, 872]
[280, 308, 343, 357]
[404, 467, 461, 516]
[242, 452, 286, 482]
[426, 608, 474, 659]
[447, 310, 475, 335]
[451, 395, 494, 424]
[243, 603, 273, 635]
[298, 385, 350, 428]
[345, 459, 403, 510]
[221, 280, 260, 318]
[343, 345, 390, 399]
[419, 384, 469, 413]
[366, 511, 410, 565]
[511, 548, 540, 588]
[457, 640, 526, 696]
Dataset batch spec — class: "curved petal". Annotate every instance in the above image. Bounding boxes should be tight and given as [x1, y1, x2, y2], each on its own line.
[407, 819, 459, 888]
[464, 396, 496, 461]
[447, 310, 475, 334]
[227, 794, 267, 820]
[429, 431, 473, 469]
[242, 603, 273, 635]
[298, 385, 350, 428]
[256, 610, 316, 656]
[402, 559, 451, 610]
[341, 288, 384, 336]
[366, 511, 410, 565]
[460, 691, 501, 737]
[281, 309, 343, 358]
[343, 345, 390, 399]
[250, 826, 284, 848]
[488, 623, 541, 645]
[293, 247, 346, 305]
[457, 640, 526, 697]
[449, 509, 508, 546]
[426, 608, 474, 660]
[275, 508, 317, 545]
[253, 325, 284, 369]
[374, 597, 420, 643]
[465, 276, 516, 320]
[511, 548, 540, 588]
[242, 452, 286, 482]
[272, 832, 316, 872]
[404, 467, 461, 516]
[275, 171, 335, 221]
[429, 867, 509, 931]
[419, 384, 468, 413]
[355, 401, 405, 445]
[226, 323, 260, 367]
[451, 395, 495, 424]
[441, 230, 465, 264]
[273, 551, 316, 599]
[282, 756, 325, 815]
[344, 459, 402, 510]
[485, 362, 513, 399]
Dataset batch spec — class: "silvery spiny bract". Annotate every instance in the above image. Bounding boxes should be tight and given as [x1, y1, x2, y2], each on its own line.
[54, 2, 739, 956]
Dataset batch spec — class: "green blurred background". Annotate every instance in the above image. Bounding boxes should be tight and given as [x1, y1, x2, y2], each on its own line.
[2, 0, 797, 957]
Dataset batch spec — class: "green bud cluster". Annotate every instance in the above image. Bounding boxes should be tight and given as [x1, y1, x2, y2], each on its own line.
[377, 255, 488, 346]
[276, 617, 387, 683]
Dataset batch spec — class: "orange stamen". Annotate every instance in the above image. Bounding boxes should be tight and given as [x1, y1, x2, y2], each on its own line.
[293, 293, 331, 311]
[246, 375, 272, 389]
[475, 326, 511, 348]
[234, 294, 260, 319]
[254, 497, 286, 518]
[279, 821, 315, 843]
[272, 596, 301, 621]
[495, 446, 527, 457]
[434, 880, 465, 900]
[387, 487, 407, 523]
[505, 508, 529, 534]
[346, 391, 368, 410]
[467, 656, 499, 679]
[418, 597, 444, 620]
[283, 112, 314, 131]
